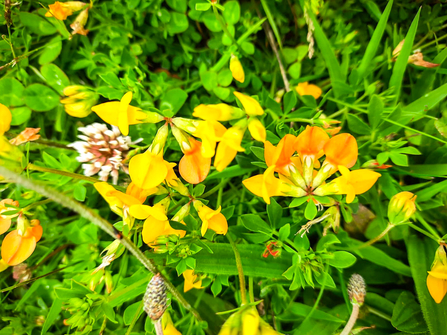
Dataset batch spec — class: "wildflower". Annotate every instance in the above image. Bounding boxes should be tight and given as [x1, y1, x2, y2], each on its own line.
[313, 166, 381, 203]
[182, 269, 203, 292]
[61, 85, 98, 118]
[312, 133, 358, 188]
[193, 103, 244, 121]
[388, 191, 417, 225]
[295, 126, 329, 185]
[45, 1, 87, 20]
[70, 8, 89, 36]
[91, 91, 151, 136]
[218, 306, 281, 335]
[194, 201, 228, 236]
[68, 123, 135, 184]
[130, 198, 186, 246]
[0, 199, 20, 235]
[1, 216, 42, 267]
[248, 118, 266, 143]
[129, 151, 172, 190]
[262, 241, 281, 258]
[214, 118, 248, 171]
[171, 125, 211, 184]
[234, 92, 264, 116]
[427, 244, 447, 304]
[295, 82, 322, 99]
[230, 54, 245, 83]
[0, 103, 11, 136]
[243, 166, 307, 204]
[161, 312, 181, 335]
[10, 128, 40, 146]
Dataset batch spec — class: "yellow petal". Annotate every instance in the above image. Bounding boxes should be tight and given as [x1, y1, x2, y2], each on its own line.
[129, 152, 168, 190]
[142, 217, 167, 245]
[248, 118, 266, 142]
[214, 142, 238, 172]
[427, 274, 447, 303]
[94, 182, 123, 208]
[118, 92, 133, 136]
[92, 102, 121, 126]
[348, 169, 381, 195]
[129, 204, 167, 221]
[0, 103, 12, 136]
[182, 269, 202, 292]
[234, 92, 264, 116]
[242, 175, 264, 199]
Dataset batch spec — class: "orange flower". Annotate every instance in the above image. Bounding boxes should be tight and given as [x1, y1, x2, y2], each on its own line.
[1, 218, 42, 266]
[10, 128, 41, 146]
[182, 269, 203, 292]
[70, 8, 89, 36]
[45, 1, 73, 20]
[295, 82, 322, 99]
[295, 126, 329, 185]
[194, 201, 228, 236]
[0, 199, 19, 235]
[243, 166, 306, 204]
[312, 133, 358, 188]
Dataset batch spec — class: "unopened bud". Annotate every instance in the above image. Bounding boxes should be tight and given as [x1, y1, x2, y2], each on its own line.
[230, 54, 245, 83]
[148, 124, 169, 155]
[388, 191, 417, 225]
[143, 273, 167, 321]
[347, 273, 366, 305]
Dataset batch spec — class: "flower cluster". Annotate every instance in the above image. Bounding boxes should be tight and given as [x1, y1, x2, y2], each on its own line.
[45, 1, 91, 35]
[243, 126, 381, 233]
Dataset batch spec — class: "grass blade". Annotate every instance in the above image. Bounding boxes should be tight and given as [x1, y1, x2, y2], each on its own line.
[356, 0, 393, 82]
[260, 0, 283, 50]
[389, 8, 421, 105]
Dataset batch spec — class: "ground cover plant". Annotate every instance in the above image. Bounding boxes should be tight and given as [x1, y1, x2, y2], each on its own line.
[1, 0, 447, 334]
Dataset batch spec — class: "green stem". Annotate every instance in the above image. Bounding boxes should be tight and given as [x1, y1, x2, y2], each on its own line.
[416, 213, 442, 241]
[249, 277, 255, 303]
[407, 222, 440, 242]
[26, 163, 100, 183]
[353, 223, 395, 250]
[300, 263, 329, 326]
[226, 234, 247, 305]
[212, 5, 239, 48]
[0, 166, 202, 322]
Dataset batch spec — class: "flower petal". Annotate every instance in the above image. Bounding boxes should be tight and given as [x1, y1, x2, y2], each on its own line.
[129, 152, 168, 190]
[427, 274, 447, 303]
[1, 230, 36, 266]
[234, 92, 264, 116]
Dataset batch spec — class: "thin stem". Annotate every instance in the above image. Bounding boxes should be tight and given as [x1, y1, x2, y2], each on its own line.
[301, 263, 329, 326]
[416, 213, 442, 241]
[353, 223, 395, 250]
[154, 319, 164, 335]
[340, 304, 359, 335]
[407, 222, 440, 242]
[249, 277, 255, 303]
[26, 163, 100, 183]
[0, 166, 202, 322]
[226, 234, 247, 305]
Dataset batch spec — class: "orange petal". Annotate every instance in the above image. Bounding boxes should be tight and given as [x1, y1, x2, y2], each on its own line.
[31, 225, 43, 242]
[214, 142, 237, 172]
[179, 142, 211, 184]
[0, 218, 11, 235]
[295, 126, 329, 158]
[324, 133, 358, 169]
[1, 230, 36, 266]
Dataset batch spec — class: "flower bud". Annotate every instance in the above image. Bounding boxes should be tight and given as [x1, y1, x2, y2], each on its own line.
[427, 244, 447, 303]
[148, 123, 169, 155]
[61, 86, 98, 118]
[172, 203, 191, 222]
[388, 191, 417, 224]
[347, 273, 366, 306]
[230, 54, 245, 83]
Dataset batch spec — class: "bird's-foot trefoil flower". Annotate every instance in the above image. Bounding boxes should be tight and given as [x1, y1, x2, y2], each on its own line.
[312, 133, 358, 188]
[45, 1, 87, 20]
[70, 8, 89, 35]
[295, 126, 329, 186]
[214, 118, 248, 171]
[182, 269, 203, 292]
[10, 128, 41, 146]
[248, 117, 266, 143]
[427, 244, 447, 304]
[295, 82, 322, 99]
[233, 91, 264, 116]
[171, 125, 211, 184]
[193, 103, 245, 121]
[61, 85, 99, 118]
[313, 166, 381, 203]
[388, 191, 417, 225]
[230, 54, 245, 83]
[193, 201, 228, 236]
[243, 166, 307, 204]
[0, 215, 42, 269]
[92, 91, 158, 136]
[0, 103, 11, 136]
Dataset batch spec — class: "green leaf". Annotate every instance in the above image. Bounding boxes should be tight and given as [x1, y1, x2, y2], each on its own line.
[389, 8, 421, 104]
[41, 64, 70, 95]
[356, 0, 393, 82]
[289, 196, 309, 208]
[10, 107, 32, 126]
[391, 291, 428, 333]
[0, 78, 25, 107]
[203, 13, 222, 32]
[434, 118, 447, 138]
[328, 251, 356, 268]
[316, 234, 341, 252]
[196, 3, 212, 11]
[241, 214, 272, 234]
[99, 72, 125, 89]
[207, 165, 256, 179]
[416, 179, 447, 202]
[167, 0, 187, 12]
[73, 184, 87, 202]
[389, 152, 408, 166]
[19, 12, 57, 36]
[347, 114, 371, 135]
[304, 199, 317, 220]
[123, 301, 144, 326]
[102, 302, 116, 322]
[267, 197, 282, 228]
[405, 82, 447, 120]
[278, 224, 291, 242]
[407, 235, 447, 335]
[260, 0, 282, 49]
[24, 84, 59, 112]
[223, 1, 240, 25]
[368, 95, 384, 129]
[283, 90, 297, 114]
[287, 303, 344, 323]
[38, 36, 62, 65]
[160, 88, 188, 114]
[41, 298, 63, 335]
[167, 12, 189, 34]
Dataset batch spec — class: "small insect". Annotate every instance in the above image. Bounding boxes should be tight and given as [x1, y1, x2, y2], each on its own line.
[112, 227, 123, 240]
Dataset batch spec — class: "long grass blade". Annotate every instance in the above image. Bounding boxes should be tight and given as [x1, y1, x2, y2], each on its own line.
[260, 0, 282, 50]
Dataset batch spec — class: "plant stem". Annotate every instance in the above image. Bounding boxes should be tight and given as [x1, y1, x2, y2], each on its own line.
[226, 233, 247, 305]
[340, 304, 359, 335]
[249, 277, 255, 303]
[26, 163, 99, 183]
[407, 222, 440, 242]
[0, 166, 202, 322]
[212, 5, 239, 48]
[354, 223, 395, 250]
[416, 213, 442, 241]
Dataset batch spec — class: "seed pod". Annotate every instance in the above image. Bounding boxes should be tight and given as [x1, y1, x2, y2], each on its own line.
[143, 273, 167, 321]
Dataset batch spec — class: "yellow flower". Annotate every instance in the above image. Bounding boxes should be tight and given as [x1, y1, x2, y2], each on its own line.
[194, 201, 228, 236]
[161, 312, 182, 335]
[295, 82, 322, 99]
[427, 244, 447, 304]
[182, 269, 203, 292]
[45, 1, 87, 20]
[61, 85, 98, 118]
[248, 117, 266, 143]
[193, 103, 244, 121]
[129, 151, 173, 190]
[313, 166, 381, 203]
[234, 92, 264, 116]
[388, 191, 417, 225]
[91, 91, 147, 136]
[230, 55, 245, 83]
[192, 120, 227, 158]
[243, 166, 306, 204]
[0, 104, 11, 136]
[214, 119, 247, 171]
[70, 8, 89, 36]
[0, 199, 19, 235]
